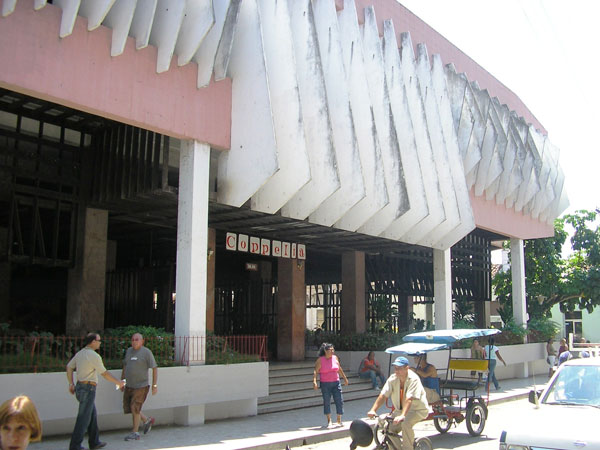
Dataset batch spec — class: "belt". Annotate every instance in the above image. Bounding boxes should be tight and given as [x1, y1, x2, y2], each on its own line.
[78, 381, 97, 386]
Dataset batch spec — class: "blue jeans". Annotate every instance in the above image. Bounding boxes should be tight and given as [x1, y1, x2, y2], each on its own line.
[70, 383, 101, 450]
[359, 370, 385, 389]
[320, 381, 344, 416]
[486, 359, 500, 390]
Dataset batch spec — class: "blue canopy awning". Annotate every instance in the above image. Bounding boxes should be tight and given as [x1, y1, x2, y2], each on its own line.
[402, 328, 501, 344]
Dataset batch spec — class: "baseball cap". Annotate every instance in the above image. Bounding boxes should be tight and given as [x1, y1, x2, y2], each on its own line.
[392, 356, 409, 367]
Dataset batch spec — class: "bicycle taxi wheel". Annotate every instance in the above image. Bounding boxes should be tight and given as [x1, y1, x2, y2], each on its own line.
[465, 400, 487, 436]
[414, 436, 433, 450]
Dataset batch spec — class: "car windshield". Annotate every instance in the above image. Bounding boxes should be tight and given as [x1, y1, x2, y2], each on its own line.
[544, 364, 600, 407]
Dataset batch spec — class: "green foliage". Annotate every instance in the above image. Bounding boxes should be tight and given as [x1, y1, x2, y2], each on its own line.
[206, 352, 261, 365]
[492, 210, 600, 320]
[103, 326, 174, 367]
[527, 317, 560, 343]
[369, 294, 399, 332]
[452, 298, 475, 326]
[453, 319, 477, 330]
[305, 330, 407, 352]
[0, 325, 263, 373]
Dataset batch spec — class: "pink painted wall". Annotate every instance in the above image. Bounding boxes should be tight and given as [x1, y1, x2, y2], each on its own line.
[345, 0, 546, 134]
[470, 190, 554, 239]
[0, 1, 231, 149]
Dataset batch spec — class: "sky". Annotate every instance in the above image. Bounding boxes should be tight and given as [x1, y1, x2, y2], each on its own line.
[398, 0, 600, 217]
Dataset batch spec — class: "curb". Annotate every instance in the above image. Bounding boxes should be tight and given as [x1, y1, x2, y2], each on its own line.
[243, 391, 531, 450]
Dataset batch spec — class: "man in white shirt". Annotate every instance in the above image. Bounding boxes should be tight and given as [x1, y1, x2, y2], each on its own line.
[367, 356, 429, 450]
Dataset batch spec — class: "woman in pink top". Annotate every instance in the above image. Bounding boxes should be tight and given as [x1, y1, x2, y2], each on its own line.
[312, 343, 349, 428]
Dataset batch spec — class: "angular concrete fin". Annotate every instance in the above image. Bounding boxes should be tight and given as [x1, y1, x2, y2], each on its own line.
[103, 0, 138, 57]
[414, 43, 459, 248]
[79, 0, 116, 31]
[358, 5, 410, 236]
[334, 0, 389, 231]
[308, 0, 365, 226]
[175, 0, 214, 67]
[130, 0, 157, 50]
[430, 53, 475, 249]
[380, 20, 428, 242]
[213, 0, 241, 81]
[54, 0, 81, 38]
[217, 0, 278, 207]
[249, 0, 311, 214]
[1, 0, 17, 16]
[396, 32, 445, 244]
[280, 0, 340, 220]
[149, 0, 186, 73]
[193, 0, 234, 88]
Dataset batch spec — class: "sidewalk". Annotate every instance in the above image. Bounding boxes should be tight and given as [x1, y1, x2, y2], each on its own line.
[34, 376, 547, 450]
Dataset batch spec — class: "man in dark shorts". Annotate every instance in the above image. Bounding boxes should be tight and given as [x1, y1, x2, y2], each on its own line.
[120, 333, 158, 441]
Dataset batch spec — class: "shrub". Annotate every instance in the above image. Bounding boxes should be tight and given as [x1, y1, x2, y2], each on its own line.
[103, 326, 175, 368]
[494, 320, 528, 345]
[527, 317, 560, 343]
[305, 330, 407, 352]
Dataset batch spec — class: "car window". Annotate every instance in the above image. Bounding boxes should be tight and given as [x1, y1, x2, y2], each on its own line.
[544, 365, 600, 406]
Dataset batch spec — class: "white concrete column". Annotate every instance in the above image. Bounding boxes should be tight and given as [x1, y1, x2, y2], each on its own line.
[510, 238, 528, 377]
[433, 248, 452, 330]
[510, 239, 527, 328]
[175, 140, 210, 361]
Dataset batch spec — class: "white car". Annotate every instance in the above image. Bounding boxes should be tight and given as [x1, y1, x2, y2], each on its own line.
[499, 357, 600, 450]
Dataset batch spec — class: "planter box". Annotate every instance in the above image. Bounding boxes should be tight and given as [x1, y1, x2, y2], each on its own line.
[0, 362, 268, 436]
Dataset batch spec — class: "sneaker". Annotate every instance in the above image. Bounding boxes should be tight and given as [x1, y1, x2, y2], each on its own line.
[125, 432, 141, 441]
[373, 386, 381, 391]
[323, 421, 333, 429]
[496, 385, 502, 391]
[90, 444, 107, 450]
[143, 417, 155, 434]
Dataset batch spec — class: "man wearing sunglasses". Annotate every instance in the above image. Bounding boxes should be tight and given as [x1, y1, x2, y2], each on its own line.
[66, 333, 125, 450]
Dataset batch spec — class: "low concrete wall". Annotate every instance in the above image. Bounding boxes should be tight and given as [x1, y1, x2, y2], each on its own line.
[0, 362, 268, 436]
[310, 342, 548, 380]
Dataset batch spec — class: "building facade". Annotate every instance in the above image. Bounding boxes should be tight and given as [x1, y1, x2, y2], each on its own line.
[0, 0, 567, 362]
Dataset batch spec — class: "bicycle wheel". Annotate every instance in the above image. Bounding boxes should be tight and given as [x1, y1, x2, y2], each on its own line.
[465, 402, 486, 436]
[373, 423, 389, 448]
[433, 413, 453, 434]
[433, 400, 453, 433]
[414, 436, 433, 450]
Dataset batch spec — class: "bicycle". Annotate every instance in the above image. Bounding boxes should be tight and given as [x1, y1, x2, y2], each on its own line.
[349, 415, 433, 450]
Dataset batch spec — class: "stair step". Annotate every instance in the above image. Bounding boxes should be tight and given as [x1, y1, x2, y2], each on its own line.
[258, 360, 378, 415]
[258, 389, 378, 414]
[260, 383, 374, 404]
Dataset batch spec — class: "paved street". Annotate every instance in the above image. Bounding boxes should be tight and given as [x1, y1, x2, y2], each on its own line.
[289, 398, 531, 449]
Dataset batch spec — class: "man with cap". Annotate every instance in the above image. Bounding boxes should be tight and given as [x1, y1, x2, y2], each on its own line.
[367, 356, 429, 450]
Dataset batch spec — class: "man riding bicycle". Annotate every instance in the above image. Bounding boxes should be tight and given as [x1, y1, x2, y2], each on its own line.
[367, 356, 429, 450]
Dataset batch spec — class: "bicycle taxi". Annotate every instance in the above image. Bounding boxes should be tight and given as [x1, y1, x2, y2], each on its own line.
[384, 328, 499, 438]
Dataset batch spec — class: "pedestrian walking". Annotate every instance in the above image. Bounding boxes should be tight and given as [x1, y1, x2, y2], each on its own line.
[121, 333, 158, 441]
[66, 332, 125, 450]
[312, 343, 348, 429]
[484, 337, 507, 391]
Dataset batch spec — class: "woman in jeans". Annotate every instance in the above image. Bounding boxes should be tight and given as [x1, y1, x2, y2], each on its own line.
[485, 337, 507, 391]
[313, 343, 349, 428]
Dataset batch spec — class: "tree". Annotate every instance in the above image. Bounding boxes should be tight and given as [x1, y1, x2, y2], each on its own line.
[493, 209, 600, 321]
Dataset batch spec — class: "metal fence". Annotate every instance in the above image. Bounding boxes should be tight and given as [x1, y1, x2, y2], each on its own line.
[0, 334, 268, 373]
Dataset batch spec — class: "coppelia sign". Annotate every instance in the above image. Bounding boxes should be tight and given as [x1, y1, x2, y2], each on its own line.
[225, 232, 306, 260]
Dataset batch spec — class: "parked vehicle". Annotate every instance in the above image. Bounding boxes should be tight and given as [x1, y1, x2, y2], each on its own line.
[499, 357, 600, 450]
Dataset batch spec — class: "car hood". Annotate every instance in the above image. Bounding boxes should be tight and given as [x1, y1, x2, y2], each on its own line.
[503, 404, 600, 449]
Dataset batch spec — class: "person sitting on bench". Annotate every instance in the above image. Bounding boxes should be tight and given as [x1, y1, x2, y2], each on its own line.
[412, 354, 441, 404]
